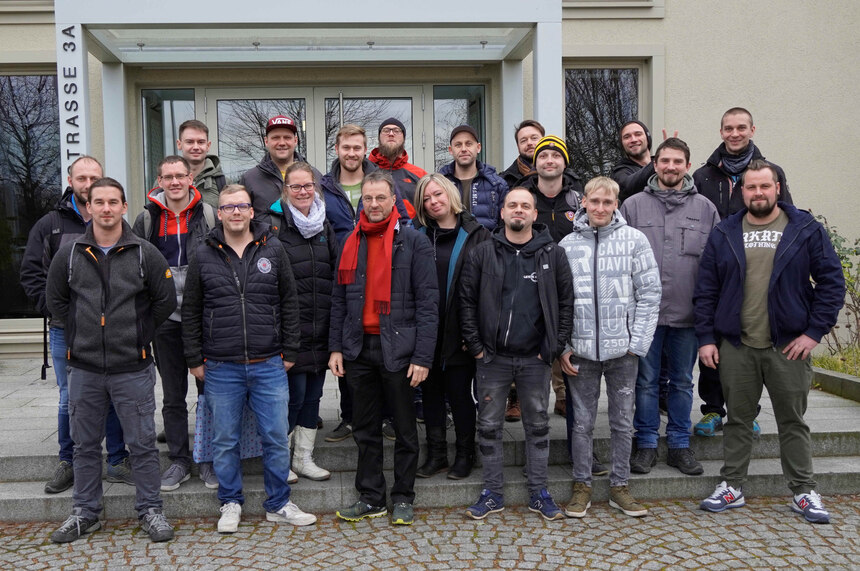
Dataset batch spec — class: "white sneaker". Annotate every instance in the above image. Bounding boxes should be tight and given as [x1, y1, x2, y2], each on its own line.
[217, 502, 242, 533]
[266, 500, 317, 526]
[288, 469, 299, 484]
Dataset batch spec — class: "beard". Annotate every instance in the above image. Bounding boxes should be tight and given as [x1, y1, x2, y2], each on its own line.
[380, 141, 404, 161]
[507, 219, 525, 232]
[747, 198, 777, 218]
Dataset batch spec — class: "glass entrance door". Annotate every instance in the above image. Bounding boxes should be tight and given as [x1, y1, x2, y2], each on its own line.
[205, 87, 426, 182]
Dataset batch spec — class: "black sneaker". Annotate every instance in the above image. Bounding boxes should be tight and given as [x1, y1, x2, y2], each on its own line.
[382, 418, 396, 441]
[630, 447, 657, 474]
[139, 508, 174, 542]
[50, 512, 101, 543]
[45, 460, 74, 494]
[336, 500, 387, 521]
[667, 447, 704, 476]
[325, 421, 353, 443]
[106, 457, 134, 485]
[591, 453, 609, 476]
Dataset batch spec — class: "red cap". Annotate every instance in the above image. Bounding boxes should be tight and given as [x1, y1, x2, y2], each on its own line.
[266, 115, 298, 135]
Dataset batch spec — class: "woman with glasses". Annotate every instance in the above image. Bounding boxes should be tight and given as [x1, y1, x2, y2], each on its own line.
[412, 174, 490, 480]
[266, 162, 338, 481]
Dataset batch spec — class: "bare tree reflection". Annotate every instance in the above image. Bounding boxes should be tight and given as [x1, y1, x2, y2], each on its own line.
[0, 75, 60, 317]
[217, 99, 307, 182]
[323, 98, 411, 168]
[565, 69, 638, 179]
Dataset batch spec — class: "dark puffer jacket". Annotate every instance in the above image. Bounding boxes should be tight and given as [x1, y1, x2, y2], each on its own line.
[611, 156, 655, 203]
[46, 221, 177, 374]
[459, 223, 574, 363]
[182, 220, 299, 367]
[439, 160, 509, 231]
[414, 212, 491, 367]
[20, 188, 87, 318]
[239, 151, 322, 218]
[692, 144, 792, 219]
[328, 221, 439, 371]
[267, 199, 339, 373]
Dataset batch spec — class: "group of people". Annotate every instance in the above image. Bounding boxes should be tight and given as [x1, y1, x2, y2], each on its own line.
[21, 106, 844, 543]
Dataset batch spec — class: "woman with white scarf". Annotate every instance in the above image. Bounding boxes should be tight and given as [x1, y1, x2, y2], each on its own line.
[266, 162, 339, 482]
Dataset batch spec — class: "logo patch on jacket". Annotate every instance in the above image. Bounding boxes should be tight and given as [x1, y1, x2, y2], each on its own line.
[257, 258, 272, 274]
[164, 269, 173, 279]
[565, 211, 576, 221]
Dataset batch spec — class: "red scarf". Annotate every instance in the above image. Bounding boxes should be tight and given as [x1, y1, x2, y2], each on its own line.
[338, 209, 398, 314]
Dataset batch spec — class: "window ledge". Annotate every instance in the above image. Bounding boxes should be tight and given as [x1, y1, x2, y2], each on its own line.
[563, 0, 665, 19]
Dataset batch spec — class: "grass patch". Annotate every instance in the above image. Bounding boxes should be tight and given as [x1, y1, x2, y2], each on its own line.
[813, 346, 860, 377]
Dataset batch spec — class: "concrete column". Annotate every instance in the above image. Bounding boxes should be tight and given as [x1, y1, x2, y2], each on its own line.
[101, 63, 128, 193]
[501, 59, 524, 166]
[55, 23, 90, 178]
[532, 22, 563, 137]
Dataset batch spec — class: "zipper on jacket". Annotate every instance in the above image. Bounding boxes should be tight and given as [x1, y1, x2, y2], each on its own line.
[592, 227, 601, 361]
[502, 249, 521, 348]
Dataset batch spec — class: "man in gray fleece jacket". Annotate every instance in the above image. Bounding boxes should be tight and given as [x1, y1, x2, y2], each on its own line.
[46, 178, 177, 544]
[619, 138, 719, 477]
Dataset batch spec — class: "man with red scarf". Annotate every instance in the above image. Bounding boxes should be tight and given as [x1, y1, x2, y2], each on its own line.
[329, 171, 438, 526]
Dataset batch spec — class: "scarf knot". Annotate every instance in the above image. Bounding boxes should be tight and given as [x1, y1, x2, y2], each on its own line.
[337, 210, 399, 314]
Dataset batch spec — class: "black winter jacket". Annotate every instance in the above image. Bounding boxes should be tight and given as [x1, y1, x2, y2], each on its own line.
[415, 212, 491, 367]
[692, 144, 792, 219]
[328, 222, 439, 371]
[267, 199, 339, 373]
[46, 221, 177, 374]
[500, 157, 532, 189]
[182, 220, 300, 367]
[239, 152, 322, 218]
[459, 224, 574, 363]
[611, 156, 655, 203]
[20, 188, 87, 319]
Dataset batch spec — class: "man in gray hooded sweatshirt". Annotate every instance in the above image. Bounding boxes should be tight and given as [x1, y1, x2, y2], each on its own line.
[619, 138, 719, 477]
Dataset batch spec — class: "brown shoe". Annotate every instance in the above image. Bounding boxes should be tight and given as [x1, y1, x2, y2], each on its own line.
[554, 398, 566, 417]
[505, 398, 521, 422]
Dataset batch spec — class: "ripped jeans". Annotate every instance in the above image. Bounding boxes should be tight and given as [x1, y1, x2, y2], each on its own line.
[567, 352, 638, 487]
[476, 354, 551, 496]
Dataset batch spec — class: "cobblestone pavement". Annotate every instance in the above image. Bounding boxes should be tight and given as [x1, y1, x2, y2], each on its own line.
[2, 495, 858, 569]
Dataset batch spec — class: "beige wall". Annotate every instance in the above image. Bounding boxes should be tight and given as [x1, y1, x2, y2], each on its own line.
[560, 0, 860, 239]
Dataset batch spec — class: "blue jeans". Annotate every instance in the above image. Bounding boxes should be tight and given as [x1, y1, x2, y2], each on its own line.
[204, 356, 292, 513]
[476, 354, 551, 496]
[50, 327, 127, 465]
[634, 326, 696, 449]
[288, 369, 327, 432]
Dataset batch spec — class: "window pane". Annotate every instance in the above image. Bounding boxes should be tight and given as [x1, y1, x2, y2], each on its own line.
[324, 98, 412, 170]
[564, 68, 639, 179]
[216, 99, 307, 183]
[0, 75, 61, 317]
[433, 86, 485, 172]
[141, 89, 195, 191]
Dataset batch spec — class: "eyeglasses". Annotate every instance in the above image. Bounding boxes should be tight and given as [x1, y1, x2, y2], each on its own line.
[218, 203, 252, 213]
[159, 173, 190, 181]
[362, 194, 392, 205]
[286, 183, 315, 193]
[380, 127, 402, 135]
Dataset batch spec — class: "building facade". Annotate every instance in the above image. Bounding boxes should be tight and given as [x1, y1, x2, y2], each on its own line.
[1, 0, 857, 353]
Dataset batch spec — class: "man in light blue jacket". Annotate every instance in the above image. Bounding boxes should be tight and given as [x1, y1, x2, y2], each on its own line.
[559, 176, 661, 519]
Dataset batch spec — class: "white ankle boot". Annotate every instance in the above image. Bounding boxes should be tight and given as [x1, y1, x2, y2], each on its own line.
[287, 431, 298, 484]
[292, 426, 331, 481]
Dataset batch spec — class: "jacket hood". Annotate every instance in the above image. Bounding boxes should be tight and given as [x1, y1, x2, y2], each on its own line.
[257, 150, 309, 177]
[324, 157, 378, 183]
[57, 187, 86, 221]
[491, 222, 554, 254]
[77, 219, 139, 249]
[572, 208, 627, 234]
[646, 172, 696, 195]
[520, 168, 582, 193]
[208, 217, 272, 248]
[368, 147, 411, 170]
[146, 185, 203, 215]
[722, 201, 810, 232]
[198, 155, 223, 177]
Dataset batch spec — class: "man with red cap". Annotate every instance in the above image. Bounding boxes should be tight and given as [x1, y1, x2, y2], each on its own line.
[240, 115, 321, 215]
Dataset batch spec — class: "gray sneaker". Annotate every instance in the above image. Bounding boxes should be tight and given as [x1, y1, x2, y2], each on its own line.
[160, 463, 191, 491]
[106, 457, 134, 485]
[45, 460, 74, 494]
[382, 418, 396, 441]
[139, 508, 174, 542]
[198, 462, 219, 489]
